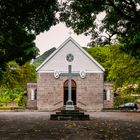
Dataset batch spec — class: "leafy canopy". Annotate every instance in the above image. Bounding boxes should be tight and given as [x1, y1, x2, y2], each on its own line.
[0, 0, 58, 34]
[0, 28, 39, 68]
[87, 44, 140, 89]
[0, 0, 59, 70]
[60, 0, 140, 47]
[1, 61, 36, 88]
[0, 61, 36, 106]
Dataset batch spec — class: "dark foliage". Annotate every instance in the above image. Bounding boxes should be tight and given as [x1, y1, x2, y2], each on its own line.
[60, 0, 140, 49]
[0, 0, 59, 70]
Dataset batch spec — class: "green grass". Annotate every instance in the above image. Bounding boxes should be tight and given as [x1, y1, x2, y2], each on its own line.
[0, 106, 25, 110]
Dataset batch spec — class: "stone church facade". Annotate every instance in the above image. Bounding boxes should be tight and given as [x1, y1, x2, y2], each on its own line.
[27, 37, 113, 111]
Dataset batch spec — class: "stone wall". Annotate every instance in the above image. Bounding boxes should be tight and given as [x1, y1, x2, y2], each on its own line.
[37, 72, 104, 111]
[27, 74, 114, 111]
[26, 83, 37, 109]
[76, 73, 104, 111]
[103, 82, 114, 108]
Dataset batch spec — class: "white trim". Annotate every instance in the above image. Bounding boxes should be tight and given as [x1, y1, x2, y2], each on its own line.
[37, 70, 104, 74]
[69, 37, 105, 72]
[31, 89, 35, 100]
[36, 37, 105, 72]
[36, 37, 72, 71]
[106, 90, 111, 101]
[37, 70, 54, 73]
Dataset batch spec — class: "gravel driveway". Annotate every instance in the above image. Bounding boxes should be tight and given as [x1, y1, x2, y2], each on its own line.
[0, 112, 140, 140]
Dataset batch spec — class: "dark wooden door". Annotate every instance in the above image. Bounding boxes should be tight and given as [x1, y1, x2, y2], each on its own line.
[64, 87, 76, 105]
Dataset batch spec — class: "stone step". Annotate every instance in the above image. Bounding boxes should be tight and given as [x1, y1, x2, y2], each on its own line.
[50, 114, 90, 120]
[59, 109, 80, 113]
[56, 112, 84, 115]
[50, 109, 90, 120]
[50, 105, 90, 121]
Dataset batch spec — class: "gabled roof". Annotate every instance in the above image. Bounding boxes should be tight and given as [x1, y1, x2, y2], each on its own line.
[36, 37, 105, 72]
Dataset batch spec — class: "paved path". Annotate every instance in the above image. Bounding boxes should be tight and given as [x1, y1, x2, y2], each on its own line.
[0, 111, 140, 121]
[89, 111, 140, 120]
[0, 112, 140, 140]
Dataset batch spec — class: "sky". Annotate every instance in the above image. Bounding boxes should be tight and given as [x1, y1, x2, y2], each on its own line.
[34, 23, 91, 55]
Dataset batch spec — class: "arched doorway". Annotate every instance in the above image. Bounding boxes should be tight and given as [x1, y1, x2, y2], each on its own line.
[64, 80, 76, 105]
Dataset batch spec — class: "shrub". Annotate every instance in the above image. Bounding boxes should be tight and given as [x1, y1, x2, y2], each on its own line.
[114, 95, 137, 108]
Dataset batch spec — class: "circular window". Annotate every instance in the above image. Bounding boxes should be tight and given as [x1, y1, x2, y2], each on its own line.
[66, 53, 74, 62]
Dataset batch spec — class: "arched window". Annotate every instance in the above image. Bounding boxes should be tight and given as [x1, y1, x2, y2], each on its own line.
[64, 79, 76, 105]
[103, 89, 111, 101]
[31, 88, 37, 100]
[106, 90, 111, 101]
[34, 89, 37, 100]
[64, 79, 76, 88]
[103, 89, 107, 100]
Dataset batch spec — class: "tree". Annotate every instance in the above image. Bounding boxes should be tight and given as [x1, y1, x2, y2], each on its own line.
[0, 0, 59, 70]
[0, 28, 39, 69]
[86, 44, 140, 88]
[87, 44, 140, 105]
[1, 61, 36, 88]
[121, 32, 140, 59]
[0, 0, 58, 34]
[0, 61, 36, 106]
[60, 0, 140, 47]
[86, 45, 111, 80]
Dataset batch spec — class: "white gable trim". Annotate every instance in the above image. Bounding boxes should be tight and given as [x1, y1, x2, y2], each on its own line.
[36, 37, 105, 72]
[36, 37, 71, 71]
[37, 70, 104, 73]
[69, 37, 105, 72]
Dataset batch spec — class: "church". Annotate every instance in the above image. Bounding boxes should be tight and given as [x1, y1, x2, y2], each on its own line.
[27, 37, 113, 111]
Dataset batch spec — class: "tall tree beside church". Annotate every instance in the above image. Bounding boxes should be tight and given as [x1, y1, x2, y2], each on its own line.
[0, 61, 36, 106]
[60, 0, 140, 56]
[0, 0, 59, 70]
[87, 45, 140, 88]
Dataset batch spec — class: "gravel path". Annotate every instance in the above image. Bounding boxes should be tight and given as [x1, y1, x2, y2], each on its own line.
[0, 112, 140, 140]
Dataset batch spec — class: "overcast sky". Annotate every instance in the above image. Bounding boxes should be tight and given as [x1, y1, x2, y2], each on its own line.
[34, 23, 91, 55]
[34, 0, 105, 55]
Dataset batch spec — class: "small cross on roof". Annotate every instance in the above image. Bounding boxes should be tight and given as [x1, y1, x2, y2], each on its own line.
[69, 31, 72, 36]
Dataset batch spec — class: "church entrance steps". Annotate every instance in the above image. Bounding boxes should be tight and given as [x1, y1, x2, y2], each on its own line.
[52, 105, 86, 112]
[50, 109, 90, 120]
[56, 110, 84, 115]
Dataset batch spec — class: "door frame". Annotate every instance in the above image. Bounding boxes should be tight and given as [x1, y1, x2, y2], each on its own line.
[63, 79, 77, 105]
